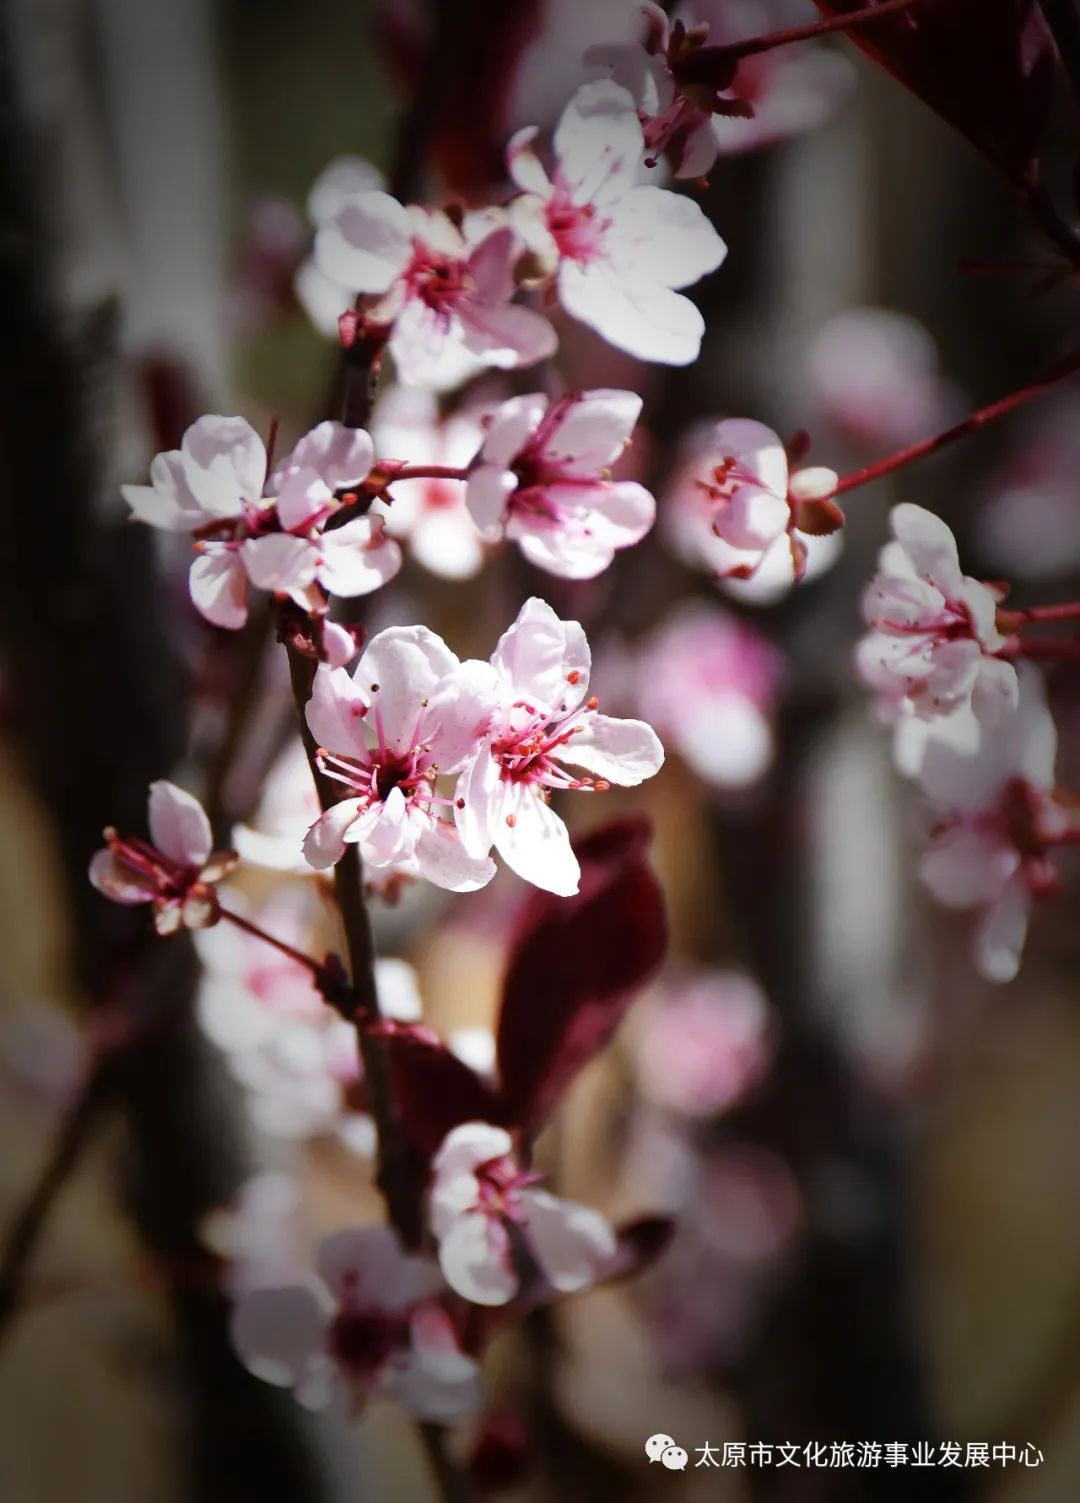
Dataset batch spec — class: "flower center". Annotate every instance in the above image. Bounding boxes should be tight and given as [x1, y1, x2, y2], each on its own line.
[546, 191, 608, 265]
[490, 697, 607, 793]
[474, 1156, 541, 1223]
[406, 242, 471, 315]
[328, 1305, 404, 1376]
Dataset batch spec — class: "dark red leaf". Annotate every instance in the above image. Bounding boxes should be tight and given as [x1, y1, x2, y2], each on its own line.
[814, 0, 1055, 186]
[496, 817, 668, 1135]
[375, 1021, 504, 1160]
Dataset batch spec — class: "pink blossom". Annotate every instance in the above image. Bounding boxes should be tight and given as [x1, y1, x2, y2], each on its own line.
[429, 1122, 616, 1306]
[123, 415, 400, 631]
[507, 80, 726, 365]
[303, 626, 497, 891]
[196, 885, 421, 1148]
[807, 307, 962, 450]
[371, 387, 488, 579]
[634, 971, 771, 1118]
[634, 602, 781, 788]
[314, 194, 556, 388]
[453, 598, 664, 896]
[295, 156, 386, 338]
[230, 1225, 482, 1418]
[200, 1173, 308, 1298]
[857, 504, 1017, 725]
[232, 742, 322, 874]
[916, 667, 1068, 982]
[663, 417, 842, 599]
[89, 780, 236, 935]
[466, 389, 654, 577]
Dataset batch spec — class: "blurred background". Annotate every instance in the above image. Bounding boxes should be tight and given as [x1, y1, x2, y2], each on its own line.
[2, 0, 1080, 1499]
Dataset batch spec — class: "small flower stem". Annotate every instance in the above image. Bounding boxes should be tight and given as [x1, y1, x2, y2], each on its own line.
[218, 905, 328, 981]
[380, 464, 470, 485]
[828, 345, 1080, 498]
[1008, 602, 1080, 625]
[693, 0, 918, 65]
[999, 636, 1080, 660]
[283, 638, 423, 1249]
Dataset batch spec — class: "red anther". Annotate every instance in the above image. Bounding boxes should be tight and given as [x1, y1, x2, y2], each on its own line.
[506, 814, 517, 828]
[567, 670, 581, 685]
[595, 779, 610, 792]
[456, 798, 465, 809]
[586, 696, 599, 710]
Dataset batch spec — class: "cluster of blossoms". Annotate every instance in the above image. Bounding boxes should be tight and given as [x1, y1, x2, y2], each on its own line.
[305, 599, 663, 897]
[307, 80, 725, 374]
[856, 504, 1079, 981]
[81, 0, 1080, 1468]
[124, 416, 398, 654]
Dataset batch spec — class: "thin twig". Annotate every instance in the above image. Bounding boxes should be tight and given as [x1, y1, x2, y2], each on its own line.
[693, 0, 917, 64]
[828, 342, 1080, 497]
[0, 1051, 118, 1340]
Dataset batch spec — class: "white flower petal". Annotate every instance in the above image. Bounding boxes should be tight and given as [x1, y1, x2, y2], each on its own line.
[315, 191, 413, 294]
[564, 713, 664, 785]
[554, 80, 645, 204]
[242, 534, 318, 594]
[494, 785, 580, 896]
[491, 597, 590, 713]
[280, 421, 374, 492]
[437, 1211, 518, 1306]
[542, 389, 641, 470]
[230, 1286, 325, 1387]
[317, 518, 402, 598]
[606, 186, 727, 289]
[148, 780, 212, 865]
[558, 261, 706, 366]
[302, 799, 364, 870]
[521, 1188, 616, 1292]
[189, 551, 249, 629]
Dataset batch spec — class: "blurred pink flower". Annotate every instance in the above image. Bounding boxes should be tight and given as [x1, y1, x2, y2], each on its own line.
[807, 306, 962, 450]
[196, 887, 420, 1147]
[635, 602, 781, 788]
[916, 666, 1067, 982]
[663, 417, 841, 602]
[857, 503, 1016, 726]
[508, 81, 726, 364]
[232, 742, 321, 874]
[634, 970, 772, 1117]
[231, 1225, 481, 1418]
[372, 387, 489, 579]
[429, 1122, 616, 1306]
[466, 389, 654, 578]
[453, 598, 664, 896]
[200, 1173, 308, 1298]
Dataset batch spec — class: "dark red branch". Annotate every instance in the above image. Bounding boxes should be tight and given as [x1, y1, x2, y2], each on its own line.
[828, 344, 1080, 497]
